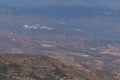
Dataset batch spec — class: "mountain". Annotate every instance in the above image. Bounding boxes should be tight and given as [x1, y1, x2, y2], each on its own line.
[0, 0, 120, 80]
[0, 54, 117, 80]
[0, 0, 120, 39]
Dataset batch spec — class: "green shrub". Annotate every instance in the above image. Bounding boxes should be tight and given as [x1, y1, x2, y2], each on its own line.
[29, 73, 42, 80]
[0, 75, 16, 80]
[0, 65, 8, 73]
[44, 75, 57, 80]
[53, 67, 66, 77]
[7, 63, 21, 71]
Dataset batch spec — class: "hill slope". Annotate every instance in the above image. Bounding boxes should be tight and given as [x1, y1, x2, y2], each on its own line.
[0, 54, 117, 80]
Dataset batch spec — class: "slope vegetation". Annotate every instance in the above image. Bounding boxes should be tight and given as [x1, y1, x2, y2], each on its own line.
[0, 54, 117, 80]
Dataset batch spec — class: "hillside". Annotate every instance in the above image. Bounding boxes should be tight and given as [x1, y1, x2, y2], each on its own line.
[0, 0, 120, 80]
[0, 54, 117, 80]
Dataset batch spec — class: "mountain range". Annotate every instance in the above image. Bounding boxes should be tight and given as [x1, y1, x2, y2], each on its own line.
[1, 0, 120, 39]
[0, 0, 120, 80]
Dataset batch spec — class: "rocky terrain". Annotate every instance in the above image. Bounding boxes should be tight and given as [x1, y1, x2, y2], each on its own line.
[0, 0, 120, 80]
[0, 54, 117, 80]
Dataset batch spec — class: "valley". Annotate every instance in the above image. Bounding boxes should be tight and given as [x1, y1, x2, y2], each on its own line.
[0, 1, 120, 79]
